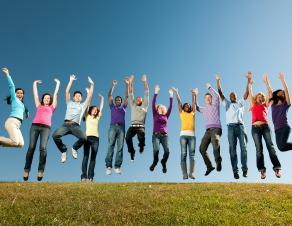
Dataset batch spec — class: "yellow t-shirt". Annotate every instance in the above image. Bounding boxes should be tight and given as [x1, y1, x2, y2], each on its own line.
[180, 111, 195, 132]
[85, 115, 100, 137]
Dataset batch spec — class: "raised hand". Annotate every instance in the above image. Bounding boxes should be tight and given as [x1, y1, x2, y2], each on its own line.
[88, 76, 94, 85]
[85, 88, 89, 94]
[168, 88, 174, 96]
[99, 93, 104, 99]
[141, 74, 147, 82]
[155, 85, 160, 94]
[69, 74, 77, 81]
[54, 78, 60, 84]
[112, 80, 117, 86]
[124, 77, 130, 84]
[171, 87, 178, 94]
[2, 67, 10, 76]
[262, 73, 268, 82]
[279, 72, 285, 81]
[206, 83, 211, 89]
[34, 80, 42, 84]
[215, 74, 221, 81]
[129, 75, 134, 83]
[192, 88, 198, 96]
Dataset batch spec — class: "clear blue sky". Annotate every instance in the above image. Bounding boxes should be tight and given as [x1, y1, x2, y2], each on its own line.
[0, 0, 291, 183]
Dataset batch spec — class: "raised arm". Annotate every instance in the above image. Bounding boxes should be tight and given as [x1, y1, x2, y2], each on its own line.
[279, 72, 291, 105]
[172, 87, 182, 113]
[215, 75, 225, 101]
[84, 76, 94, 106]
[166, 89, 174, 117]
[108, 80, 117, 105]
[128, 75, 134, 107]
[152, 85, 160, 112]
[66, 74, 76, 102]
[33, 80, 41, 107]
[191, 88, 197, 113]
[52, 78, 60, 108]
[141, 74, 149, 107]
[263, 73, 273, 102]
[207, 83, 220, 104]
[124, 77, 129, 106]
[248, 82, 254, 108]
[2, 68, 16, 101]
[194, 88, 202, 112]
[243, 71, 252, 100]
[98, 94, 104, 117]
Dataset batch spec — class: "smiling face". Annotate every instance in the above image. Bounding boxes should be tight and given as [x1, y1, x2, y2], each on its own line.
[91, 106, 98, 116]
[43, 94, 51, 106]
[136, 96, 143, 106]
[229, 92, 237, 103]
[115, 96, 122, 107]
[183, 103, 191, 112]
[255, 93, 265, 104]
[15, 89, 24, 101]
[73, 93, 82, 103]
[276, 90, 285, 102]
[157, 105, 167, 115]
[205, 93, 212, 105]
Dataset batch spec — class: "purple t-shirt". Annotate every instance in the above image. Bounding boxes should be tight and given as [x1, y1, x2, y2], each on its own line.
[271, 101, 290, 131]
[152, 94, 173, 133]
[110, 103, 127, 125]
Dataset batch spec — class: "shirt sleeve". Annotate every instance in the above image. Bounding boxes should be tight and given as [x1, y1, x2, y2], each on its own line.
[152, 94, 158, 115]
[143, 90, 149, 108]
[209, 86, 220, 105]
[129, 93, 134, 108]
[50, 104, 56, 112]
[7, 75, 16, 101]
[166, 97, 173, 118]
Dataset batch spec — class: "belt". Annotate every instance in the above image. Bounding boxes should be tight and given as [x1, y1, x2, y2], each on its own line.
[64, 120, 79, 125]
[11, 116, 22, 123]
[153, 132, 167, 135]
[131, 124, 144, 128]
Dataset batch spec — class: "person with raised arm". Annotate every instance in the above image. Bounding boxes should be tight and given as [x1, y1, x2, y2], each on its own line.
[149, 85, 173, 174]
[216, 73, 250, 179]
[0, 67, 28, 148]
[196, 82, 222, 176]
[248, 72, 281, 179]
[23, 79, 60, 181]
[263, 73, 292, 152]
[125, 74, 149, 162]
[52, 75, 94, 163]
[172, 87, 196, 180]
[105, 78, 129, 175]
[81, 94, 104, 183]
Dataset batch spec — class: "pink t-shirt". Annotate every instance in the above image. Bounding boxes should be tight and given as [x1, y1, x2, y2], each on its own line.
[32, 105, 55, 127]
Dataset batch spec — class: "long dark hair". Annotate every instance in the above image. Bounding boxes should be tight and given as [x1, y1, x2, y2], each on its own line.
[41, 93, 53, 106]
[5, 88, 29, 119]
[182, 103, 192, 113]
[83, 105, 100, 121]
[269, 89, 285, 105]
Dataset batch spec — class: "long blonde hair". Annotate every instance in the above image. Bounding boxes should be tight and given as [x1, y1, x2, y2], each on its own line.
[253, 92, 266, 104]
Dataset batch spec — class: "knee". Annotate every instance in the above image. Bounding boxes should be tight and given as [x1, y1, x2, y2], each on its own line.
[18, 141, 24, 148]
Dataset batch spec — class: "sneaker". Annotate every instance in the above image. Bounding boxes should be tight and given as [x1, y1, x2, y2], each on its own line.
[106, 167, 112, 175]
[72, 148, 78, 159]
[205, 167, 215, 176]
[149, 164, 156, 172]
[234, 172, 240, 179]
[81, 178, 87, 183]
[243, 171, 248, 178]
[274, 169, 281, 178]
[189, 174, 195, 180]
[23, 171, 29, 181]
[260, 170, 266, 179]
[161, 161, 167, 174]
[114, 168, 122, 174]
[216, 161, 222, 172]
[61, 152, 67, 163]
[89, 178, 94, 183]
[37, 171, 44, 181]
[130, 152, 135, 162]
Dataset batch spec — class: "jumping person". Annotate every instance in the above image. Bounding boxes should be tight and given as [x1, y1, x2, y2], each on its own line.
[81, 94, 104, 182]
[196, 82, 222, 176]
[52, 75, 94, 163]
[105, 79, 129, 175]
[172, 87, 196, 179]
[0, 67, 28, 148]
[126, 74, 149, 162]
[263, 73, 292, 152]
[216, 74, 250, 179]
[149, 85, 173, 174]
[23, 79, 60, 181]
[248, 72, 281, 179]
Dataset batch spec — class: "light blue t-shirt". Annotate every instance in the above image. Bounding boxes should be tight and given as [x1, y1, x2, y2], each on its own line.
[7, 76, 25, 120]
[222, 99, 245, 125]
[65, 100, 87, 125]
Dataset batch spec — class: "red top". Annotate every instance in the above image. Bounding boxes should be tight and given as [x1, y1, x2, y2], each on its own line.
[251, 103, 268, 124]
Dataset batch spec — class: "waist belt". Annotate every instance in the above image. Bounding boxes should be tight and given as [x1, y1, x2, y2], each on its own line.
[131, 124, 144, 128]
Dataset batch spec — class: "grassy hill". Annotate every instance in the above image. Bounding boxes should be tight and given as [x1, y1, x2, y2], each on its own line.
[0, 183, 291, 225]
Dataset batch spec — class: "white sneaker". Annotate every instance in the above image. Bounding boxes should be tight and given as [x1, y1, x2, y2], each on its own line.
[72, 148, 78, 159]
[61, 152, 67, 163]
[106, 167, 112, 175]
[114, 168, 122, 174]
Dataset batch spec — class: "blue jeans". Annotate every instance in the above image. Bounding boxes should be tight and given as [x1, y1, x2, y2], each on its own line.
[52, 122, 86, 153]
[227, 124, 248, 173]
[105, 124, 125, 168]
[152, 133, 170, 166]
[180, 135, 196, 176]
[82, 136, 99, 179]
[251, 124, 281, 171]
[275, 126, 292, 152]
[24, 124, 51, 172]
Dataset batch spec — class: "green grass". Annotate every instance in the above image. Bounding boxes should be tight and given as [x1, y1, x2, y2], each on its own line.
[0, 183, 291, 226]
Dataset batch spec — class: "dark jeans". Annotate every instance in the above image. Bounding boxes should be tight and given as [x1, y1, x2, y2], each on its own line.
[275, 126, 292, 152]
[152, 133, 170, 166]
[105, 124, 125, 168]
[227, 124, 248, 173]
[251, 124, 281, 171]
[199, 128, 222, 170]
[180, 135, 196, 176]
[82, 136, 99, 179]
[24, 124, 51, 172]
[52, 122, 87, 153]
[126, 126, 145, 155]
